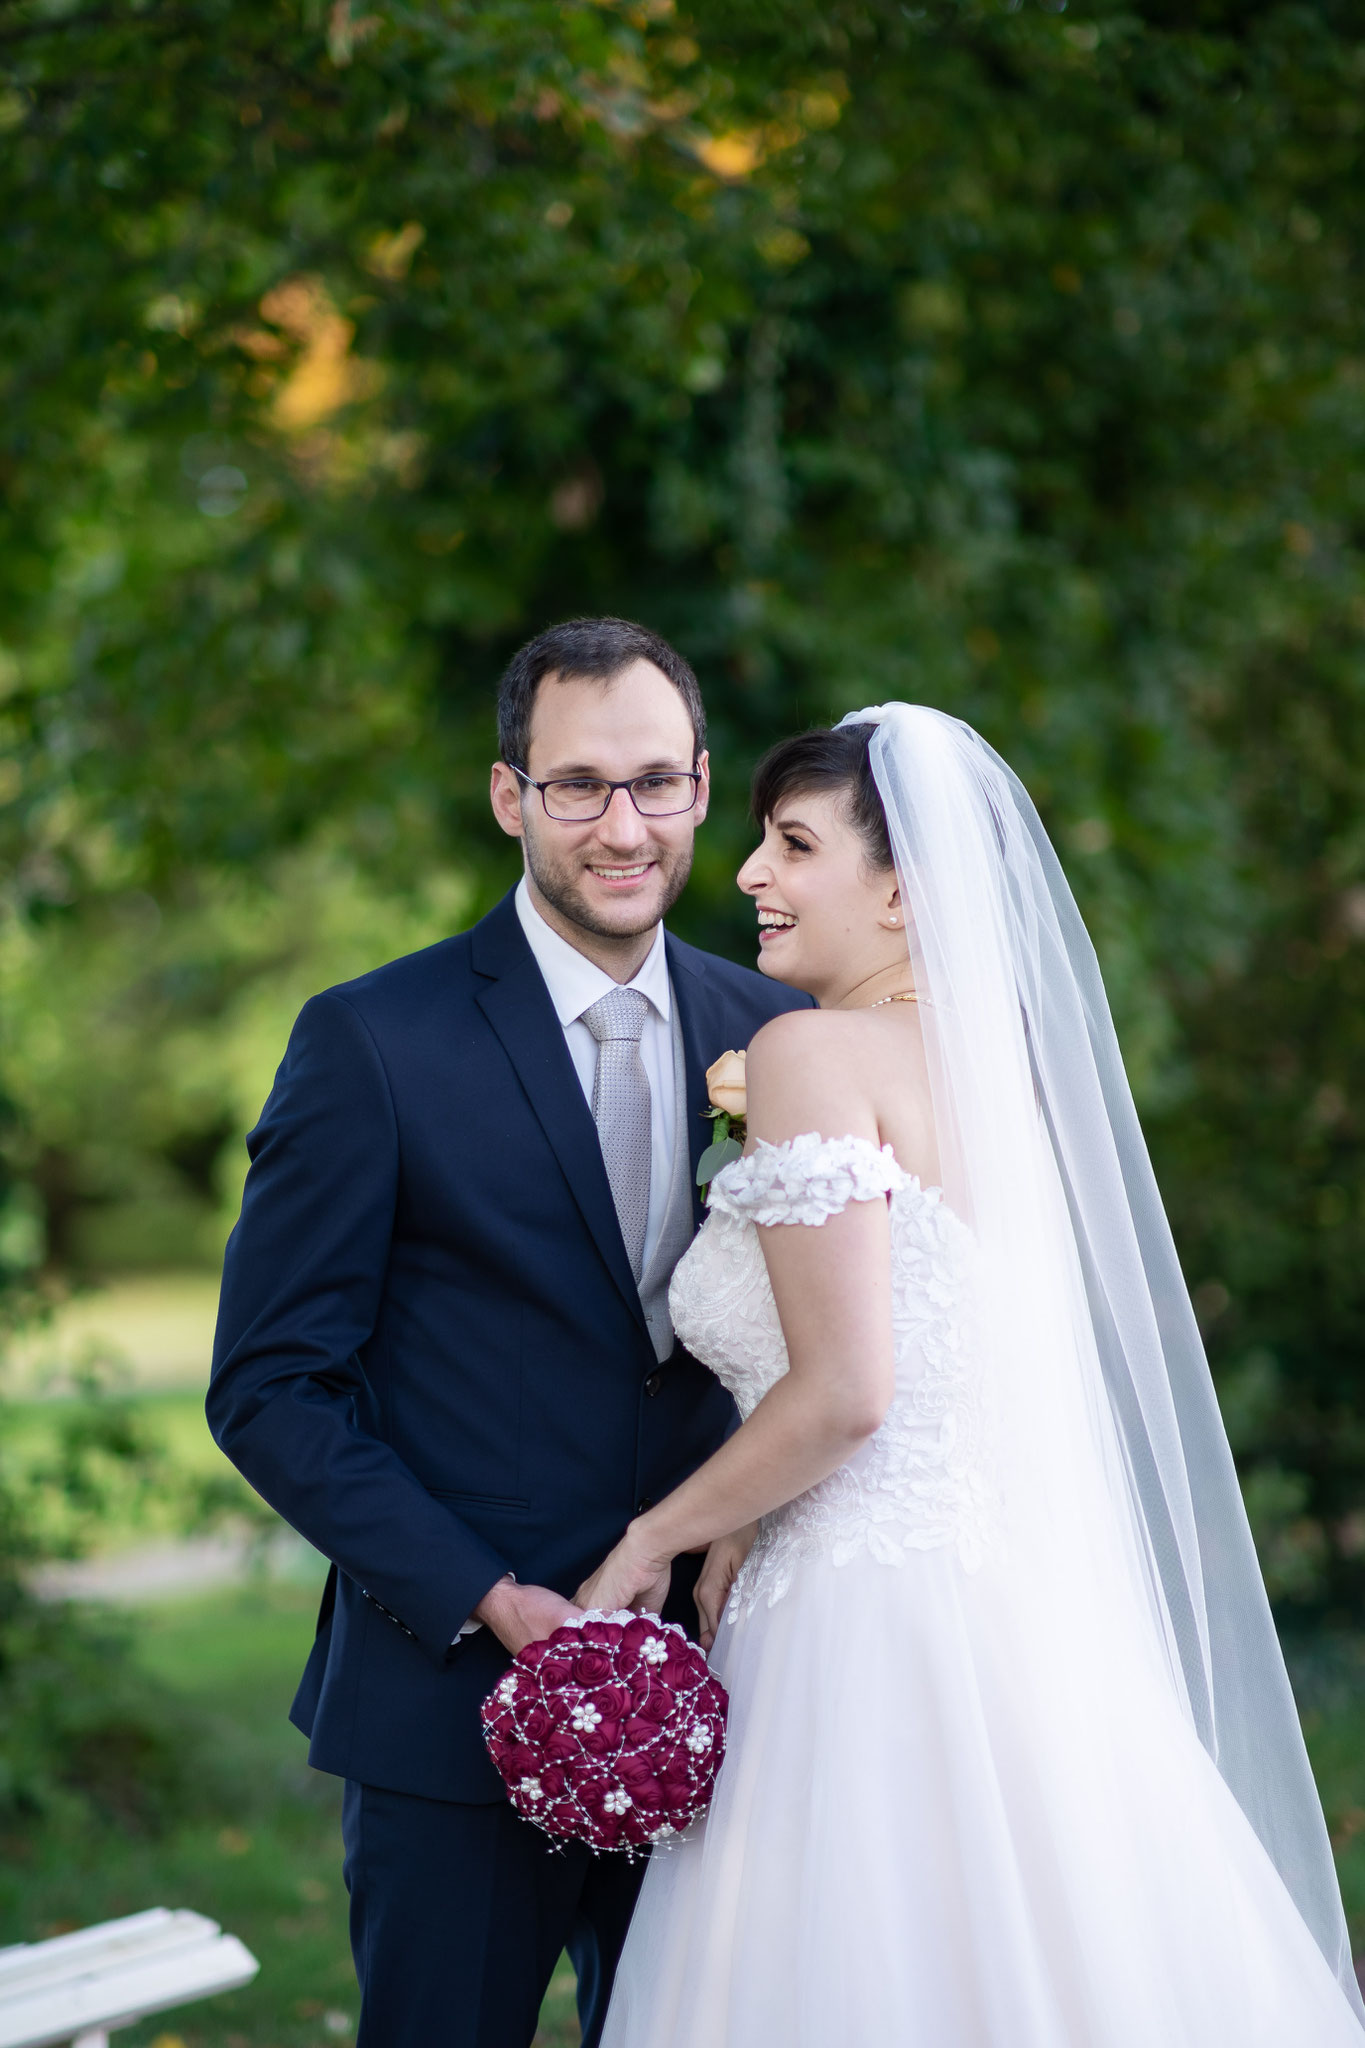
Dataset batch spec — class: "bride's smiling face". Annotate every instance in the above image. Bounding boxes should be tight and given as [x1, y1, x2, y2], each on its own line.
[737, 788, 905, 1007]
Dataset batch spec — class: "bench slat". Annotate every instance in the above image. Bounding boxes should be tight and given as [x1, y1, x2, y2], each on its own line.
[0, 1923, 258, 2048]
[0, 1912, 222, 1998]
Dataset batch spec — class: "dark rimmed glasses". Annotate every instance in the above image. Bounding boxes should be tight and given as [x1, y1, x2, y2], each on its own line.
[511, 764, 702, 822]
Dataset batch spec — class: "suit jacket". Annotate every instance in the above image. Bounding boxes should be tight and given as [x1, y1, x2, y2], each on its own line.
[207, 888, 810, 1802]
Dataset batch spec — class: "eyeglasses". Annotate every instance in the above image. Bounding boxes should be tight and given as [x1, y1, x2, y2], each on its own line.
[511, 765, 702, 822]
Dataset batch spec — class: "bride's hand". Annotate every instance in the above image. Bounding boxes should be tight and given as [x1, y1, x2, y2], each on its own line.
[695, 1523, 758, 1651]
[575, 1523, 672, 1617]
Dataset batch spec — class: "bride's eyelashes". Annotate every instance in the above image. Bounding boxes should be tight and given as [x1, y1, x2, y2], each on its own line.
[781, 830, 813, 855]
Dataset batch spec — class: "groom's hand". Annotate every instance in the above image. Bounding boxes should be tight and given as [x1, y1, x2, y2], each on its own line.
[474, 1575, 581, 1656]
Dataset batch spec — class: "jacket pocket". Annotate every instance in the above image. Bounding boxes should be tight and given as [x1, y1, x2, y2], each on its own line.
[428, 1488, 530, 1512]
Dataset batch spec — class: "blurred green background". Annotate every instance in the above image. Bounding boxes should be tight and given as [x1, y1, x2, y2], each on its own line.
[3, 0, 1365, 2039]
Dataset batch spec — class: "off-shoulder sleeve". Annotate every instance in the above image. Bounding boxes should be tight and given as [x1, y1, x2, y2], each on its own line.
[707, 1133, 905, 1227]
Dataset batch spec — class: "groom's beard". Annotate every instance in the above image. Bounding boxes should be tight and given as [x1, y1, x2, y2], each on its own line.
[522, 829, 694, 942]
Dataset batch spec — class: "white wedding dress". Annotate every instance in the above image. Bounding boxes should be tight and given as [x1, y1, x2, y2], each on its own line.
[600, 1133, 1362, 2048]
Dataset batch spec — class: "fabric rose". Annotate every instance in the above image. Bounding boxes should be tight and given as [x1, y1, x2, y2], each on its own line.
[573, 1648, 615, 1685]
[705, 1049, 747, 1118]
[633, 1686, 673, 1726]
[699, 1052, 749, 1199]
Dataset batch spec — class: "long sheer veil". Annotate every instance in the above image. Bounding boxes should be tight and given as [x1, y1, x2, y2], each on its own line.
[837, 702, 1362, 2017]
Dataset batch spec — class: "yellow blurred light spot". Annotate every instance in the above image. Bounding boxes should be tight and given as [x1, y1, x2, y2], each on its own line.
[149, 2035, 188, 2048]
[692, 130, 765, 180]
[218, 1826, 251, 1855]
[1051, 264, 1082, 294]
[233, 327, 288, 361]
[259, 276, 384, 431]
[544, 200, 574, 228]
[800, 89, 844, 129]
[1283, 521, 1314, 556]
[965, 626, 1000, 663]
[365, 222, 425, 281]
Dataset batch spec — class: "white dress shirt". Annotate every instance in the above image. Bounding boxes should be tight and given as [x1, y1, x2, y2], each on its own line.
[514, 876, 677, 1274]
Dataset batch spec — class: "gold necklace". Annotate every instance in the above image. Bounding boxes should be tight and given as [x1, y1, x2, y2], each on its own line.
[869, 992, 918, 1007]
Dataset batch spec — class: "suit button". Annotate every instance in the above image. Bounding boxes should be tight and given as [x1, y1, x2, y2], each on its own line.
[637, 1496, 654, 1514]
[644, 1371, 663, 1397]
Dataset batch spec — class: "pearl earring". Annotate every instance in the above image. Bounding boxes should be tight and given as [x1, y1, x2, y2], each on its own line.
[889, 915, 898, 925]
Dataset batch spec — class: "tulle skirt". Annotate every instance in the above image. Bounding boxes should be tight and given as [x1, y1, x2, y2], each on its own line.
[601, 1546, 1362, 2047]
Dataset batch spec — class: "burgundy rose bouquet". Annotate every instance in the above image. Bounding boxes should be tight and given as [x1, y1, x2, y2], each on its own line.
[480, 1610, 728, 1852]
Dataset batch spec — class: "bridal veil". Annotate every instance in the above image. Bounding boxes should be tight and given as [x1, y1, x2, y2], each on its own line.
[838, 703, 1362, 2019]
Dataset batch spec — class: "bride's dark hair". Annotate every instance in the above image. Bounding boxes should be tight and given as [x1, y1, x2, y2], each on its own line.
[750, 723, 893, 870]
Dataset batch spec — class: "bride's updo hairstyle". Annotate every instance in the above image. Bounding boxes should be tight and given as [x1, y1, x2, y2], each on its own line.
[750, 723, 893, 872]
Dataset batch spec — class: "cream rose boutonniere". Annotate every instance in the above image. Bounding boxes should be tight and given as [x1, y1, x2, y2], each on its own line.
[697, 1050, 748, 1199]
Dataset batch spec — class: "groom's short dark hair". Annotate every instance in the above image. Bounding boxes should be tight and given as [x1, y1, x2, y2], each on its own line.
[496, 617, 707, 770]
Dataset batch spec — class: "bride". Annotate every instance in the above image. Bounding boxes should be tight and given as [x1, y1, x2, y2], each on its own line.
[577, 705, 1364, 2046]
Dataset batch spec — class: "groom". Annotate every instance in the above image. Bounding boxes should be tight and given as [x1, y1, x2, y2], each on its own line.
[207, 618, 808, 2047]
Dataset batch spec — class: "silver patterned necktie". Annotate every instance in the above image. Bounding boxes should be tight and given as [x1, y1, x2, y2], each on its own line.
[582, 987, 652, 1281]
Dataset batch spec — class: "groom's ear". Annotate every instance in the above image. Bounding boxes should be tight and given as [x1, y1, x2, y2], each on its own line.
[692, 749, 711, 827]
[490, 762, 528, 840]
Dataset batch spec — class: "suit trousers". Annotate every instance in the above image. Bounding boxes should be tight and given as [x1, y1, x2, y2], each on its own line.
[342, 1779, 646, 2048]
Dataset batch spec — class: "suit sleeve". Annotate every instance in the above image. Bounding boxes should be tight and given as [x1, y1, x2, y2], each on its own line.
[207, 991, 511, 1662]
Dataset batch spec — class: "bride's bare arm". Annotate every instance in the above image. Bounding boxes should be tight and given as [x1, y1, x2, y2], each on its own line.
[576, 1011, 899, 1613]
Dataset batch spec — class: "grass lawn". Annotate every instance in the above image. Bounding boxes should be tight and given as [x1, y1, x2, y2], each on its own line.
[0, 1583, 581, 2048]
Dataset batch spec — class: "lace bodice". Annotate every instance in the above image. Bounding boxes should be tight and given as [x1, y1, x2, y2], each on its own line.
[669, 1133, 994, 1614]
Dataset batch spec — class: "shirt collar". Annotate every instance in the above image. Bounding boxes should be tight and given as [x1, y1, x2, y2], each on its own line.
[514, 876, 671, 1027]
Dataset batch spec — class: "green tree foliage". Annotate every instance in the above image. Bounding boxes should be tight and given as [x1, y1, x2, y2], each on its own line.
[1, 0, 1364, 1605]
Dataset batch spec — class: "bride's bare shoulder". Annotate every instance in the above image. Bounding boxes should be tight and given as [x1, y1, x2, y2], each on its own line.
[744, 1008, 887, 1142]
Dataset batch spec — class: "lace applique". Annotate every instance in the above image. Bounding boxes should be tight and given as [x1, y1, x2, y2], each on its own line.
[707, 1133, 904, 1228]
[669, 1134, 997, 1614]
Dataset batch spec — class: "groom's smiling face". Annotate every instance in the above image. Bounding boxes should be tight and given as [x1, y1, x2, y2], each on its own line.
[490, 658, 709, 954]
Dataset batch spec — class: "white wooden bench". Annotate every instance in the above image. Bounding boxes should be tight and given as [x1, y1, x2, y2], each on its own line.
[0, 1908, 259, 2048]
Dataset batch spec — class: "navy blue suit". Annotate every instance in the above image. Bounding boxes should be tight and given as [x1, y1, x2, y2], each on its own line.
[208, 889, 808, 2045]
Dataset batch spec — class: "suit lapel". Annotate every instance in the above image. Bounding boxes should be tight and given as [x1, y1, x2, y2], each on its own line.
[473, 896, 646, 1331]
[666, 936, 726, 1231]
